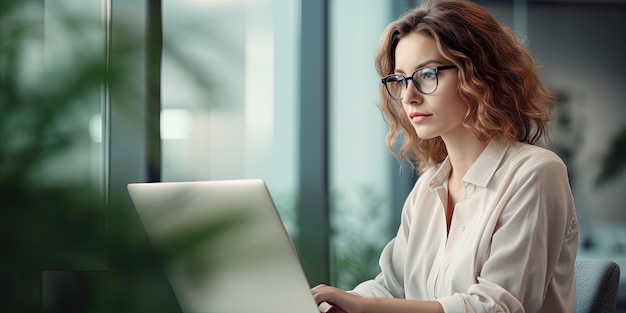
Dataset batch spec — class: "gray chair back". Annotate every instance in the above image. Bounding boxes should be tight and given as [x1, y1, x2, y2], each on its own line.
[574, 258, 620, 313]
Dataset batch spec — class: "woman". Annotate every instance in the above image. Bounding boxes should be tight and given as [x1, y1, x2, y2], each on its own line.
[312, 1, 578, 312]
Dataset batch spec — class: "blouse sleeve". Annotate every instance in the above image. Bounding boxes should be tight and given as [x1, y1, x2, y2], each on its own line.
[438, 154, 578, 312]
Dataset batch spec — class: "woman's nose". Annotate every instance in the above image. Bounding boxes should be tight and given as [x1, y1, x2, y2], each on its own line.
[402, 79, 424, 104]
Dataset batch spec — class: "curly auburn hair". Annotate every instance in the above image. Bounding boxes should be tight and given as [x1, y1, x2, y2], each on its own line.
[376, 0, 556, 173]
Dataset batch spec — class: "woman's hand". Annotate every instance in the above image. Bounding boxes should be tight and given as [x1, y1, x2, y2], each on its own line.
[312, 284, 445, 313]
[311, 284, 365, 313]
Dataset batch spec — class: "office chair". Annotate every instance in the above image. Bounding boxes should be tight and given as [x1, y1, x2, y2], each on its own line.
[574, 258, 621, 313]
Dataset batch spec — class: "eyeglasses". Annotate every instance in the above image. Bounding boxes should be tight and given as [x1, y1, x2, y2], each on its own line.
[381, 65, 456, 100]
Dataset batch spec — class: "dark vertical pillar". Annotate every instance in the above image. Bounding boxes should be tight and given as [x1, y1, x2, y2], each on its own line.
[298, 0, 330, 286]
[146, 0, 162, 183]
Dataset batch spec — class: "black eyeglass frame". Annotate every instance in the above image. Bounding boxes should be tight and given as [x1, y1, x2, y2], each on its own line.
[381, 65, 457, 100]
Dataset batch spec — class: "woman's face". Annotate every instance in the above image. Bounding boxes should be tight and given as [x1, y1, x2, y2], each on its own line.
[394, 31, 468, 141]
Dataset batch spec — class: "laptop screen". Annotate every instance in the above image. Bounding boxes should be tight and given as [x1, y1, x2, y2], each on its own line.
[127, 179, 320, 313]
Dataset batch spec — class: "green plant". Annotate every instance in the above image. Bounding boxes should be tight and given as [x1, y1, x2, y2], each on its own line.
[0, 1, 228, 312]
[330, 185, 392, 290]
[595, 125, 626, 189]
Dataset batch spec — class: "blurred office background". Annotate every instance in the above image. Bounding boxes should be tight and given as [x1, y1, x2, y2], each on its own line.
[2, 0, 624, 311]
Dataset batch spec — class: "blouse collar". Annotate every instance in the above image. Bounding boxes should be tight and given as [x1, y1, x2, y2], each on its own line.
[428, 136, 510, 191]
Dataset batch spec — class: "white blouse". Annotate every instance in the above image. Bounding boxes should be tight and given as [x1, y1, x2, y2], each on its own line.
[351, 137, 578, 313]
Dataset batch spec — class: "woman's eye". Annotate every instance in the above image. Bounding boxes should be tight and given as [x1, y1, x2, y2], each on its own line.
[419, 69, 436, 80]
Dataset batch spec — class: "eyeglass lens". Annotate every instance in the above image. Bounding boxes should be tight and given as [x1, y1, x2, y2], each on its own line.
[384, 67, 439, 100]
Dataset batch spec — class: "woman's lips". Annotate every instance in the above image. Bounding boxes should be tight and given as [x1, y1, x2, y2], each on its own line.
[409, 112, 432, 123]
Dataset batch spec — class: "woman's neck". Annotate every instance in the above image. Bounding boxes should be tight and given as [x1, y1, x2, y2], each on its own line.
[442, 131, 489, 181]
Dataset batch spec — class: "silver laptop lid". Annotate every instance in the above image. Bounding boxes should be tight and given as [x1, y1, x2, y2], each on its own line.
[127, 179, 319, 313]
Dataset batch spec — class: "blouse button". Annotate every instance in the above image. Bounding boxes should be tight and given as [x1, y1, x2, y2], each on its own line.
[460, 225, 466, 231]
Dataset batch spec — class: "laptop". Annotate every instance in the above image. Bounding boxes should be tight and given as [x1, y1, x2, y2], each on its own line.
[127, 179, 321, 313]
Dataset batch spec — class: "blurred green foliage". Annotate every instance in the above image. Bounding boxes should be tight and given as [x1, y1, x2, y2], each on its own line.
[0, 1, 222, 312]
[330, 185, 392, 290]
[595, 125, 626, 189]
